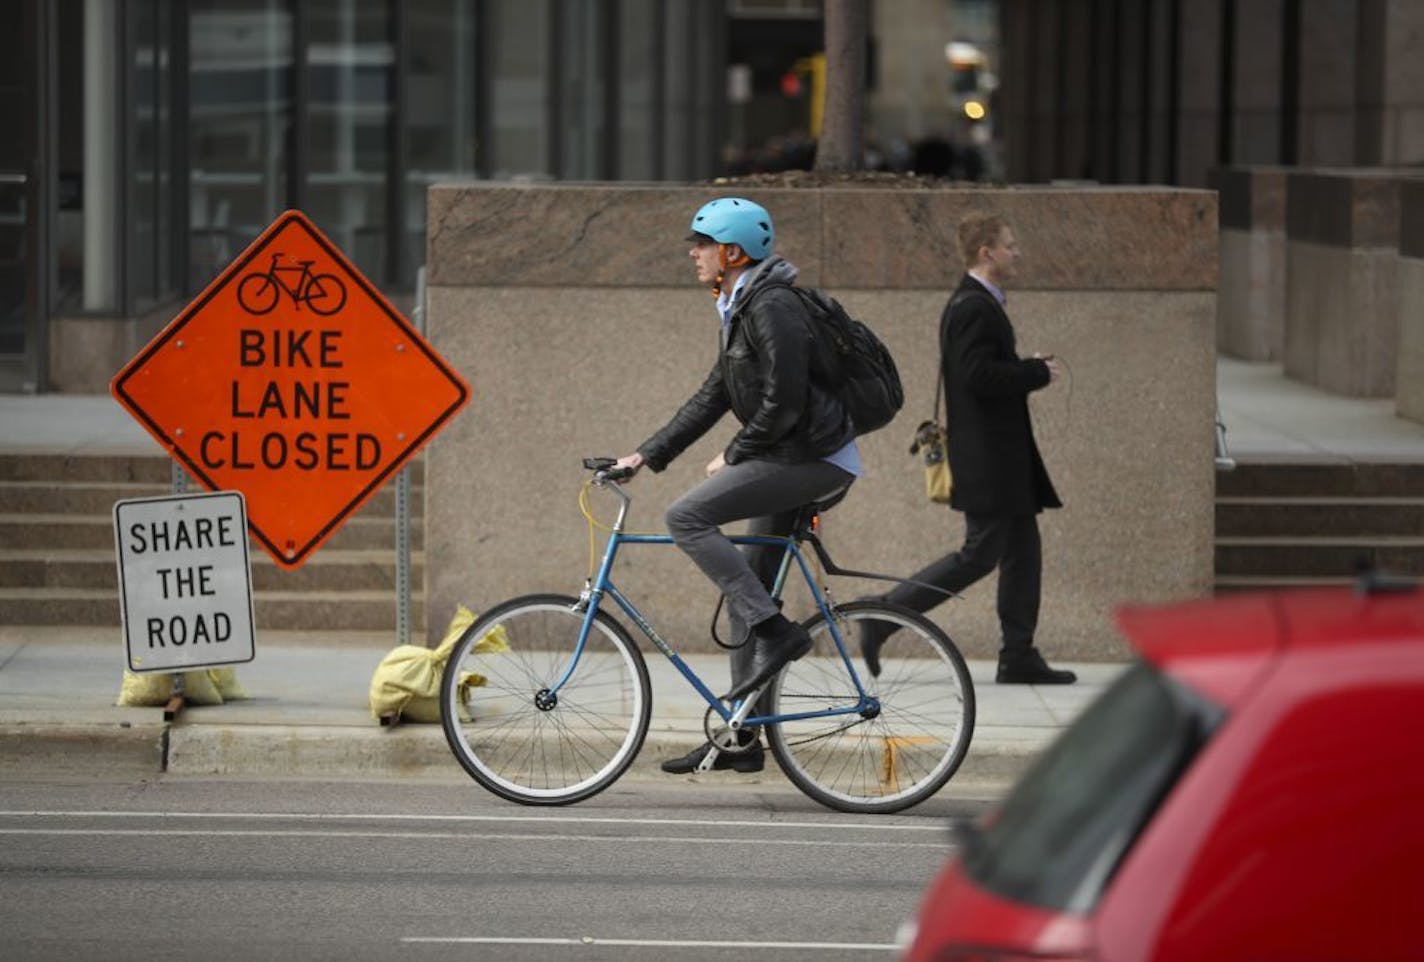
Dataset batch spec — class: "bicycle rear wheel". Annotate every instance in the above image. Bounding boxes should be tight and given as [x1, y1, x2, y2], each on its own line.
[440, 593, 651, 805]
[303, 273, 347, 315]
[766, 601, 975, 814]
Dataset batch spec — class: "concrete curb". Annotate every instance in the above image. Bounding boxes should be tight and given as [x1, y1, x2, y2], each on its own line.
[0, 722, 167, 777]
[7, 720, 1034, 800]
[0, 638, 1109, 800]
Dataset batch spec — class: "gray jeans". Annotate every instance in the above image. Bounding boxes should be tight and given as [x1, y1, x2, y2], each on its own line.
[664, 458, 853, 690]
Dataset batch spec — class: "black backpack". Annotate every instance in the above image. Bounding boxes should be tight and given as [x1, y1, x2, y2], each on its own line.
[781, 285, 905, 436]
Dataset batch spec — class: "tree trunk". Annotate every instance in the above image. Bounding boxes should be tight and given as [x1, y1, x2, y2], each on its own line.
[815, 0, 868, 172]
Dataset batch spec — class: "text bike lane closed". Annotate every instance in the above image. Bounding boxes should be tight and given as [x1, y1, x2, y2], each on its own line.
[111, 211, 469, 568]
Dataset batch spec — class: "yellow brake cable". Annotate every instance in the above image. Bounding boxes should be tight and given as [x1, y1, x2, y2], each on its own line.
[577, 479, 656, 582]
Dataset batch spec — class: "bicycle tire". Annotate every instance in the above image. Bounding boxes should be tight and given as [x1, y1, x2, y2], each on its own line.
[304, 273, 347, 315]
[766, 601, 975, 814]
[236, 273, 279, 315]
[440, 593, 652, 806]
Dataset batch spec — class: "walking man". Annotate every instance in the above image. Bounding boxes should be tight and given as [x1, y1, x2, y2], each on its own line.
[863, 212, 1075, 685]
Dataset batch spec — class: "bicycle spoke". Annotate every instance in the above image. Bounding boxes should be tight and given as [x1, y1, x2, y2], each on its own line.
[767, 603, 975, 813]
[441, 596, 650, 805]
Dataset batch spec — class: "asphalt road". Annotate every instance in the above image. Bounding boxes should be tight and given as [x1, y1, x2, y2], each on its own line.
[0, 775, 989, 962]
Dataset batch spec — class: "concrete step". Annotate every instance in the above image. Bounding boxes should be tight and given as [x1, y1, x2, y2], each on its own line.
[0, 548, 424, 592]
[0, 587, 424, 631]
[1216, 497, 1424, 537]
[0, 454, 173, 484]
[0, 453, 426, 485]
[1214, 574, 1355, 593]
[0, 452, 430, 632]
[0, 514, 422, 551]
[1217, 461, 1424, 498]
[0, 480, 425, 516]
[1215, 536, 1424, 578]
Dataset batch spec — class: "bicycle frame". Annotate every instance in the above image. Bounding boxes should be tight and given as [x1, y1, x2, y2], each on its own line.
[552, 480, 878, 732]
[265, 255, 314, 298]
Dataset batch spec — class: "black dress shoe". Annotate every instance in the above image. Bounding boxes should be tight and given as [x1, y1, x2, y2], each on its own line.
[996, 648, 1077, 685]
[723, 617, 813, 701]
[660, 740, 764, 774]
[858, 620, 894, 678]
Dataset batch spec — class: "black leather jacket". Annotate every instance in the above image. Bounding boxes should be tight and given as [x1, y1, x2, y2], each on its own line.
[638, 256, 854, 471]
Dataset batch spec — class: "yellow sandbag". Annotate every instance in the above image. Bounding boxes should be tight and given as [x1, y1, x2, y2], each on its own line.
[116, 667, 231, 707]
[208, 667, 248, 701]
[368, 605, 509, 723]
[180, 669, 224, 706]
[117, 670, 169, 707]
[398, 672, 487, 724]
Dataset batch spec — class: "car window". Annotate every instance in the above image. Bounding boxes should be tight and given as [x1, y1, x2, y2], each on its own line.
[959, 661, 1221, 913]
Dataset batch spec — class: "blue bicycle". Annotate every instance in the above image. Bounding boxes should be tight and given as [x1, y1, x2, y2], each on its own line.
[440, 458, 975, 813]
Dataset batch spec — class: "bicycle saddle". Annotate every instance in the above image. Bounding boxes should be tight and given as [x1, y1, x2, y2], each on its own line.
[793, 484, 851, 533]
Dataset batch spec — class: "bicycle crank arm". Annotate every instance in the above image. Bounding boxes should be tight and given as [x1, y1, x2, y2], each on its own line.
[694, 748, 721, 774]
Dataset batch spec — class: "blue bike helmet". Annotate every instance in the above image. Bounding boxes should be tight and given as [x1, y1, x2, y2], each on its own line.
[688, 198, 774, 261]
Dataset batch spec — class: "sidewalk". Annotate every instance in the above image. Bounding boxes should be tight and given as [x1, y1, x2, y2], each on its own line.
[0, 625, 1122, 797]
[0, 626, 1122, 791]
[2, 358, 1420, 798]
[1216, 357, 1424, 461]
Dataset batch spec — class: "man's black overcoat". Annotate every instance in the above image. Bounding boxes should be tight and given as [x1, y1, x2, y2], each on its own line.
[940, 274, 1062, 516]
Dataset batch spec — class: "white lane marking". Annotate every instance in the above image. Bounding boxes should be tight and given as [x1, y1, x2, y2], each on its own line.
[401, 936, 900, 952]
[0, 810, 947, 833]
[0, 828, 950, 849]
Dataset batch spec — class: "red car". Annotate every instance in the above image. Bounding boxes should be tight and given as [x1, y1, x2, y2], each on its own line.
[904, 578, 1424, 962]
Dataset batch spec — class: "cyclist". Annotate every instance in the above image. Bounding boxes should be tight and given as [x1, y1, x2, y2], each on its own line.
[614, 198, 859, 775]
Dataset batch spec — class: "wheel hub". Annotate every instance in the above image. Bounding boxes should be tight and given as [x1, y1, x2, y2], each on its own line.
[534, 688, 558, 711]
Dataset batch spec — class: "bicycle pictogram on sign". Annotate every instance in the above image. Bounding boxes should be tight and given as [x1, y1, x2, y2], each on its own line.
[237, 252, 348, 316]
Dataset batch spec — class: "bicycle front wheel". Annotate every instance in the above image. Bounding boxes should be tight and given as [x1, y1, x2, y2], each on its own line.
[303, 273, 347, 315]
[767, 601, 975, 814]
[440, 593, 651, 805]
[236, 273, 278, 315]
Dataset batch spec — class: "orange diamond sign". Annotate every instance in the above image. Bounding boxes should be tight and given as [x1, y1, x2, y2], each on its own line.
[112, 210, 469, 569]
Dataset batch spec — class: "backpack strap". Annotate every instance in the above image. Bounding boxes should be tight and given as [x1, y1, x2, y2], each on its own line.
[732, 279, 797, 319]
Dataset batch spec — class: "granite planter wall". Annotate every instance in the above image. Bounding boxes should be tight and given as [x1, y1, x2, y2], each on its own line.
[1400, 180, 1424, 424]
[1213, 166, 1287, 361]
[1284, 169, 1403, 397]
[423, 184, 1218, 661]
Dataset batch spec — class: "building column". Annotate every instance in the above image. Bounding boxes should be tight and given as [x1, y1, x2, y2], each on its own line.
[82, 0, 118, 311]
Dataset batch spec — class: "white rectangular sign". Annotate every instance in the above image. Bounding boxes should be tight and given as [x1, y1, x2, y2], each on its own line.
[114, 491, 256, 673]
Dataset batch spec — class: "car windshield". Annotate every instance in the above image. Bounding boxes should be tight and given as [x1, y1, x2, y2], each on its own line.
[959, 661, 1221, 913]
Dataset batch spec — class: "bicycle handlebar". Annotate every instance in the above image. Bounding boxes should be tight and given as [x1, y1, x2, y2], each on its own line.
[583, 457, 635, 484]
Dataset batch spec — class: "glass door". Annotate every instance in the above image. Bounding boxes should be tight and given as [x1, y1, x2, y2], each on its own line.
[0, 0, 45, 393]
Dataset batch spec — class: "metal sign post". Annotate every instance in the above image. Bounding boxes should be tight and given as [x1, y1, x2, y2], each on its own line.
[394, 267, 427, 649]
[168, 463, 190, 717]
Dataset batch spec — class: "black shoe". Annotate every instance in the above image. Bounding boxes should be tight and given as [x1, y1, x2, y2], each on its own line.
[858, 618, 895, 679]
[996, 648, 1077, 685]
[722, 616, 813, 702]
[659, 739, 765, 774]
